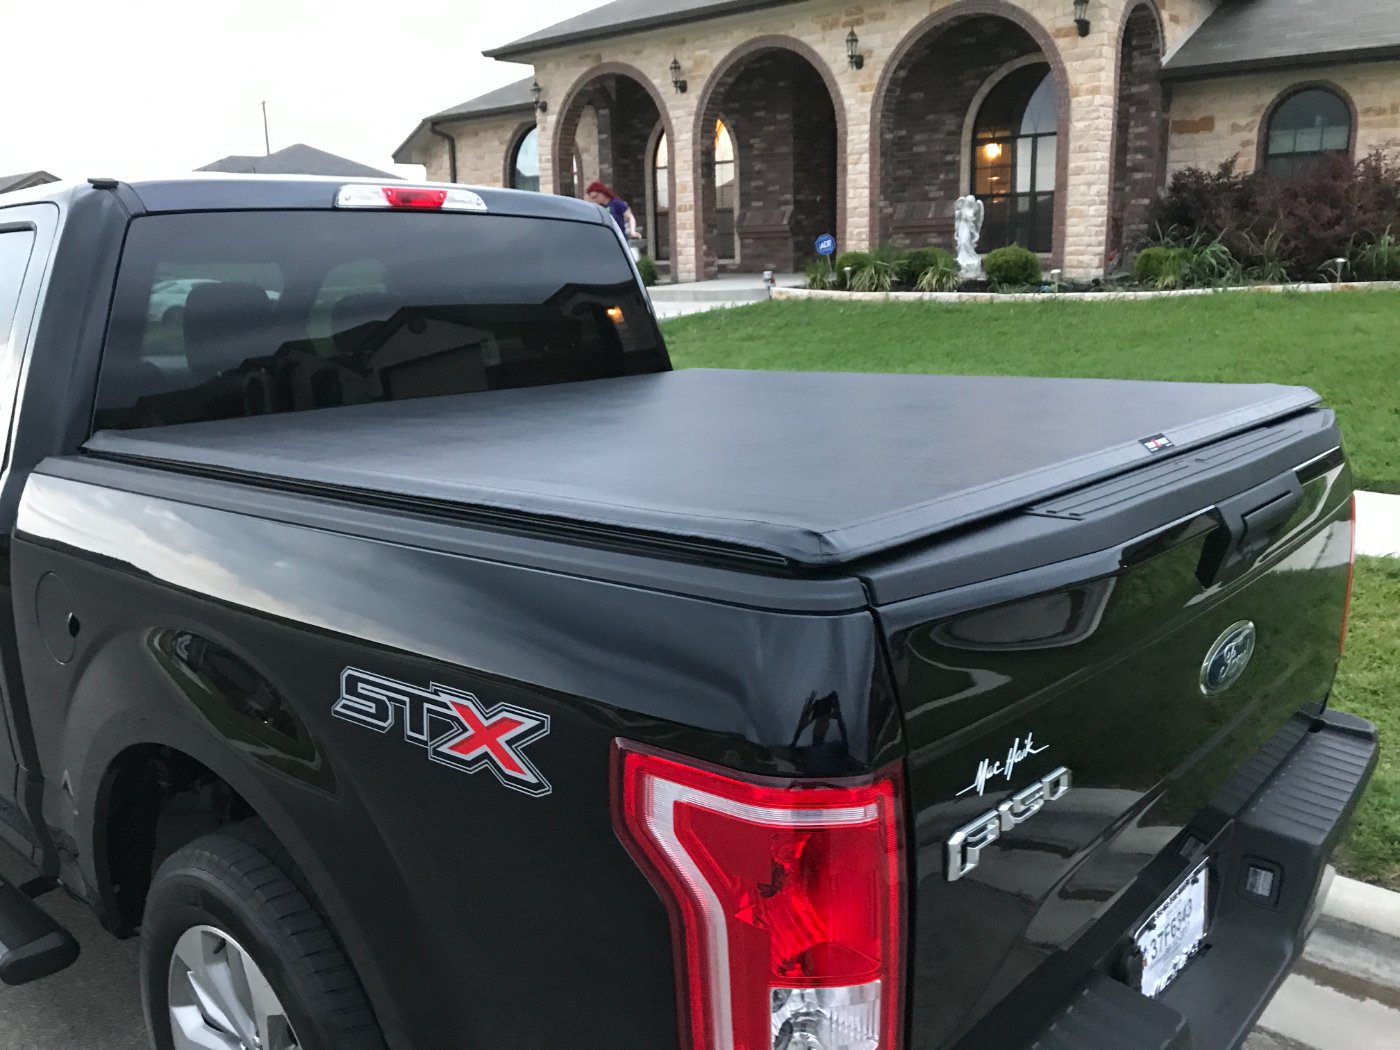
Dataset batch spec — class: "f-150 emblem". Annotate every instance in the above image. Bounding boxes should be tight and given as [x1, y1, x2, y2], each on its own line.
[333, 668, 552, 797]
[946, 767, 1072, 881]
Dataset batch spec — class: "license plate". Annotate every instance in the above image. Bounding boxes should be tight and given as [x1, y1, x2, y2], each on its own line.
[1134, 861, 1209, 997]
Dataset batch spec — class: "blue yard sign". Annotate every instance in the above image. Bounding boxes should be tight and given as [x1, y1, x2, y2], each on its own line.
[815, 233, 837, 257]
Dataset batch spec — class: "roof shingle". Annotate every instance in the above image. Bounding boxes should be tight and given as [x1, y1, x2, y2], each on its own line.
[485, 0, 795, 59]
[1164, 0, 1400, 78]
[197, 144, 395, 179]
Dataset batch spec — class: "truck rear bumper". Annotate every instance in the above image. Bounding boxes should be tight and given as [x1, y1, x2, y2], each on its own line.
[1026, 708, 1378, 1050]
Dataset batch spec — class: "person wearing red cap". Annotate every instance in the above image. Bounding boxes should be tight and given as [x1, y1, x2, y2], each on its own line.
[585, 180, 640, 242]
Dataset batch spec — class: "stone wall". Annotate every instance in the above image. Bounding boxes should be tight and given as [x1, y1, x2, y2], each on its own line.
[419, 112, 533, 186]
[1109, 3, 1166, 260]
[878, 16, 1043, 249]
[518, 0, 1176, 280]
[1167, 61, 1400, 174]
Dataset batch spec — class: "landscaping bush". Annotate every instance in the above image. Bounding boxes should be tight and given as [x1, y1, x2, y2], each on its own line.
[914, 255, 962, 292]
[804, 258, 838, 289]
[848, 257, 895, 293]
[897, 247, 957, 287]
[1356, 229, 1400, 281]
[636, 255, 659, 287]
[1133, 246, 1182, 286]
[834, 251, 871, 288]
[983, 245, 1041, 287]
[1146, 152, 1400, 282]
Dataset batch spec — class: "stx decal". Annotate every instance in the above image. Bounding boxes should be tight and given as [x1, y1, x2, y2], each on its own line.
[334, 668, 552, 797]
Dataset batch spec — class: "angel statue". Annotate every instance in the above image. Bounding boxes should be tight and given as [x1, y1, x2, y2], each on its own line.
[954, 194, 985, 279]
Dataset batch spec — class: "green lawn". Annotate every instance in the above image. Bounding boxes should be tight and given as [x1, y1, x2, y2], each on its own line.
[664, 293, 1400, 888]
[662, 293, 1400, 492]
[1333, 557, 1400, 890]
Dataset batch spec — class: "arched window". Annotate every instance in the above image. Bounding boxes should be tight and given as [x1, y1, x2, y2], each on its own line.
[1265, 88, 1352, 178]
[510, 127, 540, 192]
[971, 65, 1057, 253]
[714, 120, 738, 261]
[652, 130, 670, 261]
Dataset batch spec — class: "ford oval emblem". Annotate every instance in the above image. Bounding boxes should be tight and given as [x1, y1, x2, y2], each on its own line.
[1201, 621, 1257, 695]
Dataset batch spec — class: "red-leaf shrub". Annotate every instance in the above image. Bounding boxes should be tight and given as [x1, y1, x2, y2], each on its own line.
[1145, 152, 1400, 281]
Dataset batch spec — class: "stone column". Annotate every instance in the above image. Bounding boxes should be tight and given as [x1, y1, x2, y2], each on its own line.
[1055, 21, 1117, 279]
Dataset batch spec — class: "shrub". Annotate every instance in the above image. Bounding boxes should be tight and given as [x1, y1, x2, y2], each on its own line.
[636, 255, 659, 287]
[1144, 233, 1242, 290]
[1146, 152, 1400, 282]
[1134, 246, 1182, 286]
[834, 251, 871, 288]
[1356, 229, 1400, 281]
[897, 247, 957, 287]
[804, 258, 837, 289]
[848, 258, 895, 293]
[983, 245, 1041, 287]
[914, 255, 961, 292]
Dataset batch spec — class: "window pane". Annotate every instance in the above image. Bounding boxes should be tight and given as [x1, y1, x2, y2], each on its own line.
[96, 211, 666, 432]
[0, 231, 36, 354]
[512, 128, 540, 192]
[1294, 126, 1323, 153]
[1035, 135, 1056, 192]
[1268, 130, 1296, 155]
[1016, 138, 1033, 193]
[1321, 124, 1350, 151]
[1020, 74, 1056, 136]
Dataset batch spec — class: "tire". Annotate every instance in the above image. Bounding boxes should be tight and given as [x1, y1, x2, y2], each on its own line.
[141, 822, 386, 1050]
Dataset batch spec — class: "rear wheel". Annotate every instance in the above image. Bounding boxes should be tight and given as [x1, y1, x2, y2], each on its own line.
[141, 824, 385, 1050]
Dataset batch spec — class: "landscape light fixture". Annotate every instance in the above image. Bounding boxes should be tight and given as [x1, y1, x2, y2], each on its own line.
[671, 58, 688, 94]
[531, 80, 547, 113]
[846, 29, 865, 70]
[1074, 0, 1091, 36]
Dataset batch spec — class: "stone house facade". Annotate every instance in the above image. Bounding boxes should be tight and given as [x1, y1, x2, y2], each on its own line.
[394, 0, 1400, 281]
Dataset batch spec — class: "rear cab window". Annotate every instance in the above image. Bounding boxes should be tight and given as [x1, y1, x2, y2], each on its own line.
[95, 209, 668, 431]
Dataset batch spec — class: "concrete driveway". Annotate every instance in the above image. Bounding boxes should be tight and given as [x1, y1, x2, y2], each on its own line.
[2, 847, 1395, 1050]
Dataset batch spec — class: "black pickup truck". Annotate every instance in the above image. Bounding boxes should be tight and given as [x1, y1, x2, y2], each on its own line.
[0, 176, 1377, 1050]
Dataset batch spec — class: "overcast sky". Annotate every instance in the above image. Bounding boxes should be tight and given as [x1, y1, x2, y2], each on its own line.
[0, 0, 593, 180]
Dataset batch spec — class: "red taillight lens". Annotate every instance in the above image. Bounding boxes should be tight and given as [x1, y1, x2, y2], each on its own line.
[612, 740, 904, 1050]
[1340, 493, 1357, 656]
[381, 186, 448, 209]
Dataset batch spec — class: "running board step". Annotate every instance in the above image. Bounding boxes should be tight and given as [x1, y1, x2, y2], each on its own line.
[0, 873, 79, 984]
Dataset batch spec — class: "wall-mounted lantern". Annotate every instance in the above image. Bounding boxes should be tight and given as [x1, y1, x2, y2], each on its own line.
[670, 58, 688, 94]
[846, 29, 865, 70]
[531, 80, 548, 113]
[1073, 0, 1091, 37]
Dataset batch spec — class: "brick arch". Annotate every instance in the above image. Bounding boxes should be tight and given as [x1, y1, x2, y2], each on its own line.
[690, 35, 847, 278]
[551, 62, 678, 270]
[1256, 81, 1360, 174]
[871, 0, 1069, 269]
[501, 120, 541, 190]
[1106, 0, 1168, 266]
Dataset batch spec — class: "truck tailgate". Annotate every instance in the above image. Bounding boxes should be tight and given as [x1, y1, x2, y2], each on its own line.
[868, 411, 1357, 1048]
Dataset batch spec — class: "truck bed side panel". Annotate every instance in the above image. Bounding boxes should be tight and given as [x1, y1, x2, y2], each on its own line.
[11, 470, 896, 1049]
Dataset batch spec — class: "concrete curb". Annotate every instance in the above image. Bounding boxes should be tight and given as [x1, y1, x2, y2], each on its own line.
[772, 280, 1400, 305]
[1307, 875, 1400, 994]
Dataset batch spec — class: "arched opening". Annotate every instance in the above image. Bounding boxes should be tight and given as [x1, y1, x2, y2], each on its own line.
[1263, 86, 1354, 178]
[876, 11, 1065, 261]
[509, 127, 540, 192]
[553, 67, 675, 264]
[695, 44, 839, 276]
[1109, 3, 1166, 265]
[971, 65, 1056, 252]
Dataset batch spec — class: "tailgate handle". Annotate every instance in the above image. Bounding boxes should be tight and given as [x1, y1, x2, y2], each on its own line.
[1196, 471, 1304, 589]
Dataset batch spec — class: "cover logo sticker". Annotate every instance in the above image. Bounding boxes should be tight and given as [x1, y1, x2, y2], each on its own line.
[334, 668, 552, 797]
[1140, 434, 1175, 453]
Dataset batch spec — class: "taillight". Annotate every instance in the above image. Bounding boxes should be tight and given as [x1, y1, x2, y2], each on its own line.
[612, 740, 904, 1050]
[334, 184, 488, 212]
[1340, 493, 1357, 656]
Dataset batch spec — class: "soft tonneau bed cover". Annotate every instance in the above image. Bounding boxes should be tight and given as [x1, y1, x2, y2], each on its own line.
[84, 370, 1320, 566]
